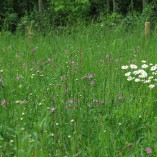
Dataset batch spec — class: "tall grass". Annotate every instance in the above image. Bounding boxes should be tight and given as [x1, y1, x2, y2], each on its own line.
[0, 24, 157, 156]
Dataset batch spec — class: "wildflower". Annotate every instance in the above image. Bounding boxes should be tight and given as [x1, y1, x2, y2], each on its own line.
[152, 72, 157, 75]
[148, 84, 155, 88]
[121, 65, 128, 69]
[148, 76, 154, 79]
[51, 106, 56, 113]
[89, 74, 96, 78]
[145, 147, 152, 154]
[18, 84, 22, 88]
[141, 64, 148, 69]
[60, 75, 67, 81]
[71, 119, 74, 123]
[139, 71, 147, 78]
[64, 105, 69, 110]
[138, 69, 145, 74]
[16, 75, 22, 80]
[21, 128, 25, 131]
[144, 80, 151, 83]
[118, 93, 125, 99]
[70, 60, 75, 64]
[125, 72, 131, 77]
[134, 78, 140, 82]
[150, 66, 157, 71]
[133, 70, 139, 75]
[82, 73, 95, 79]
[1, 99, 7, 106]
[130, 64, 138, 69]
[23, 63, 27, 68]
[68, 99, 74, 104]
[105, 54, 110, 59]
[15, 100, 27, 104]
[141, 60, 146, 63]
[90, 80, 94, 85]
[127, 76, 134, 81]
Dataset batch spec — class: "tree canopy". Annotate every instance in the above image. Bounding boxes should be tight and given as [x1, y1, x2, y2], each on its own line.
[0, 0, 157, 32]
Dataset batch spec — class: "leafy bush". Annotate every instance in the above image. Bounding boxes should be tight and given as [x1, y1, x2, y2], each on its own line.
[2, 13, 18, 31]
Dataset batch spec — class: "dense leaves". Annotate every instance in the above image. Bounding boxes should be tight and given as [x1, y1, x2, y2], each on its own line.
[0, 0, 157, 31]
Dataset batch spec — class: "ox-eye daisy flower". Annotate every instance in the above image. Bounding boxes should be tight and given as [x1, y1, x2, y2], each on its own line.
[141, 64, 148, 68]
[125, 72, 131, 77]
[150, 66, 156, 71]
[141, 60, 146, 63]
[133, 70, 139, 75]
[130, 64, 138, 69]
[148, 84, 155, 88]
[135, 78, 140, 82]
[127, 76, 134, 81]
[121, 65, 129, 69]
[144, 80, 151, 83]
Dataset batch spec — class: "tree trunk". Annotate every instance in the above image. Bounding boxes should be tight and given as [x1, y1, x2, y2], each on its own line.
[25, 0, 30, 12]
[113, 0, 116, 13]
[131, 0, 134, 12]
[38, 0, 44, 13]
[107, 0, 110, 13]
[154, 0, 157, 13]
[143, 0, 148, 9]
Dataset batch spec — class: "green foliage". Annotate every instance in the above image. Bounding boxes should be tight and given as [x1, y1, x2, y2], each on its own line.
[0, 0, 157, 32]
[99, 13, 123, 27]
[2, 13, 18, 31]
[122, 3, 157, 31]
[52, 0, 90, 25]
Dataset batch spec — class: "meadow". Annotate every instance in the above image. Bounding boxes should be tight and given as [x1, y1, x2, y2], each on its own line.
[0, 24, 157, 157]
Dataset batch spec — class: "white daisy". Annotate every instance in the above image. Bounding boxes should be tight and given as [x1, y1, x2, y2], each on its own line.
[141, 64, 148, 69]
[144, 80, 151, 83]
[127, 76, 134, 81]
[125, 72, 131, 77]
[130, 64, 138, 69]
[121, 65, 129, 69]
[135, 78, 140, 82]
[148, 84, 155, 88]
[150, 66, 157, 71]
[133, 70, 139, 75]
[141, 60, 146, 63]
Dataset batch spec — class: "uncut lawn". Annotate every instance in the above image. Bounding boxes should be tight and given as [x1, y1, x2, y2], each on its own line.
[0, 25, 157, 157]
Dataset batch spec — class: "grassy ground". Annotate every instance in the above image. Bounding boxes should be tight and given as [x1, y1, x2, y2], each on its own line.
[0, 25, 157, 157]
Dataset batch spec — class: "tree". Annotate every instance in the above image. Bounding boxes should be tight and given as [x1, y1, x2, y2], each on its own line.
[143, 0, 148, 9]
[113, 0, 116, 12]
[38, 0, 44, 13]
[107, 0, 110, 13]
[131, 0, 134, 11]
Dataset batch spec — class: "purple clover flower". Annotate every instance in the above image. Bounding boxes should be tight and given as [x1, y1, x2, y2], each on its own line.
[90, 80, 94, 85]
[145, 147, 152, 154]
[51, 106, 56, 113]
[82, 73, 95, 79]
[1, 99, 7, 107]
[68, 99, 74, 104]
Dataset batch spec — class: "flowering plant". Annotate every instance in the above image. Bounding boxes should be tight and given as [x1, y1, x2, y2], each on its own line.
[121, 60, 157, 88]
